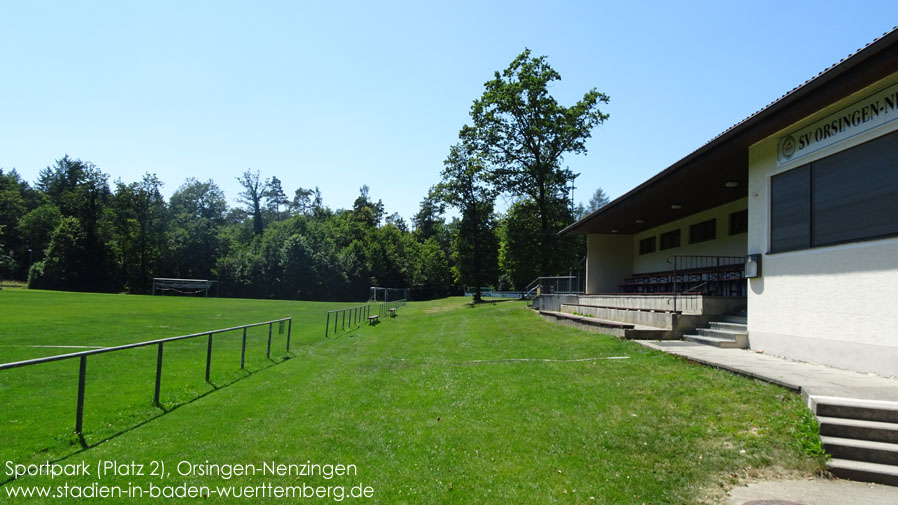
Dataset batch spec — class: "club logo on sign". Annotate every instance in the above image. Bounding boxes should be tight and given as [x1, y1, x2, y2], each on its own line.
[781, 135, 796, 159]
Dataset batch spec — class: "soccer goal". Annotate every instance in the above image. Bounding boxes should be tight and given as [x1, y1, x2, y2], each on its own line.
[152, 278, 219, 297]
[368, 286, 409, 303]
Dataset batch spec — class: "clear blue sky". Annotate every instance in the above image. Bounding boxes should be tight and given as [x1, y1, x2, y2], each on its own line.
[2, 1, 896, 221]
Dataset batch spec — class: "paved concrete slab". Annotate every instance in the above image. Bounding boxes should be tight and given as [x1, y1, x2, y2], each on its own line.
[637, 341, 898, 401]
[728, 479, 897, 504]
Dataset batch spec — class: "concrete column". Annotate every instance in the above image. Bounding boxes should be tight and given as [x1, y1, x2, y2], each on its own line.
[586, 234, 634, 294]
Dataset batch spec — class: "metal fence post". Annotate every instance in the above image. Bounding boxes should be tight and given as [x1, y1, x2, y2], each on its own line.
[75, 356, 87, 434]
[672, 256, 679, 313]
[266, 323, 272, 359]
[154, 343, 163, 406]
[716, 256, 721, 296]
[205, 333, 213, 382]
[241, 328, 247, 369]
[325, 312, 330, 338]
[286, 319, 292, 351]
[342, 310, 346, 331]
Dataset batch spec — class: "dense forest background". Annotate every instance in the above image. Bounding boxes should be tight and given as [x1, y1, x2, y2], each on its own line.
[0, 157, 604, 300]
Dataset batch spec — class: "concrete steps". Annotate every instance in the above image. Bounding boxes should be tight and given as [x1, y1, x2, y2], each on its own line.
[826, 459, 898, 487]
[683, 320, 748, 348]
[821, 436, 898, 466]
[808, 395, 898, 486]
[818, 416, 898, 444]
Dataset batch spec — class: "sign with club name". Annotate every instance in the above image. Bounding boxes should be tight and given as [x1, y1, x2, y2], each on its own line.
[778, 81, 898, 166]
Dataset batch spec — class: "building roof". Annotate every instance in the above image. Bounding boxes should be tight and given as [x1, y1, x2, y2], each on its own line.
[562, 27, 898, 237]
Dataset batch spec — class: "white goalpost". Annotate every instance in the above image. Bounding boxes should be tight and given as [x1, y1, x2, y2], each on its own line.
[368, 286, 409, 303]
[152, 278, 219, 297]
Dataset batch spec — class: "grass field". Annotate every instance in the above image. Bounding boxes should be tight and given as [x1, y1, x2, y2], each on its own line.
[0, 291, 824, 504]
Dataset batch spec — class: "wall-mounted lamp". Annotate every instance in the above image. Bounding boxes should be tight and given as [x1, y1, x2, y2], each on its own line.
[635, 219, 644, 224]
[745, 253, 762, 278]
[670, 204, 682, 210]
[725, 181, 739, 188]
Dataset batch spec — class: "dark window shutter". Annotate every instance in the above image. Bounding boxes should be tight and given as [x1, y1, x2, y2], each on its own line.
[812, 130, 898, 246]
[771, 165, 811, 252]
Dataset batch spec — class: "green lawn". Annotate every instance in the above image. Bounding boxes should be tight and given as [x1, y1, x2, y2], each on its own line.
[0, 291, 823, 504]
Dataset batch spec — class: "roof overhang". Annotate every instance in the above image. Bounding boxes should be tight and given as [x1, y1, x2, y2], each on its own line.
[562, 27, 898, 237]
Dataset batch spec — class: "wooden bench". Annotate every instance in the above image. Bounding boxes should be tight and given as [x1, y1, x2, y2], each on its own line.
[389, 308, 397, 318]
[367, 314, 380, 325]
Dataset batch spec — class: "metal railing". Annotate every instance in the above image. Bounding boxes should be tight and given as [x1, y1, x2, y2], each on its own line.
[523, 276, 583, 298]
[324, 300, 408, 337]
[378, 299, 407, 316]
[0, 318, 293, 435]
[666, 255, 746, 312]
[325, 304, 371, 337]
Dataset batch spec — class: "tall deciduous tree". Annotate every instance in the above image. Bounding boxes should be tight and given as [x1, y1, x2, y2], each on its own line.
[110, 174, 168, 292]
[30, 156, 113, 290]
[168, 178, 227, 279]
[462, 49, 609, 276]
[438, 143, 498, 302]
[169, 178, 228, 222]
[236, 169, 268, 235]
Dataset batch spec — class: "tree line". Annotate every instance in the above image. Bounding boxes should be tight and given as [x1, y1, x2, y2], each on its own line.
[0, 49, 609, 300]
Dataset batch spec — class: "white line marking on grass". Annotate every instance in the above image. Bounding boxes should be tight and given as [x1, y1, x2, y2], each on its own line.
[387, 356, 630, 365]
[463, 357, 630, 364]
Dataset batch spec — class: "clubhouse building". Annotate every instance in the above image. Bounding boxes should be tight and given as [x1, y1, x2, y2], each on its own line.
[553, 28, 898, 378]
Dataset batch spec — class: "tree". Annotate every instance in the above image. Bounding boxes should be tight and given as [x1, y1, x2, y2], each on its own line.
[32, 156, 113, 290]
[352, 185, 384, 229]
[412, 188, 446, 241]
[17, 204, 62, 264]
[109, 174, 168, 293]
[498, 199, 542, 290]
[167, 178, 228, 279]
[0, 169, 29, 275]
[384, 212, 408, 232]
[462, 49, 609, 276]
[290, 187, 315, 215]
[437, 143, 498, 302]
[586, 187, 610, 213]
[265, 176, 288, 221]
[169, 178, 228, 223]
[236, 169, 268, 235]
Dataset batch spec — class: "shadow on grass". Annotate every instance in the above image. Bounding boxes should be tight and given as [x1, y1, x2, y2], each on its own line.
[325, 322, 369, 339]
[0, 355, 291, 488]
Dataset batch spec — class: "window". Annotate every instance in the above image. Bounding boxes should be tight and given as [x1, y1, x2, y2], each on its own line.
[770, 129, 898, 253]
[639, 236, 656, 255]
[689, 219, 716, 244]
[660, 229, 681, 250]
[729, 209, 748, 235]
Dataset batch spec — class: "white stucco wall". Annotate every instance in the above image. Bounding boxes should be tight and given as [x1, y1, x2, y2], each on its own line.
[747, 72, 898, 378]
[585, 234, 633, 293]
[632, 198, 748, 273]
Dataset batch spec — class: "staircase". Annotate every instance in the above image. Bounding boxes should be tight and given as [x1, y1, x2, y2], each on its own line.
[806, 395, 898, 486]
[683, 315, 748, 348]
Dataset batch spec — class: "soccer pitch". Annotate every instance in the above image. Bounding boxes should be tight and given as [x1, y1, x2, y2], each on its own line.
[0, 290, 823, 504]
